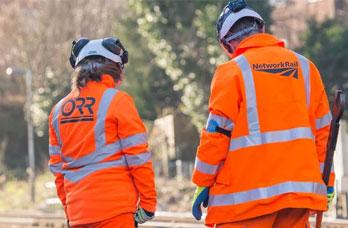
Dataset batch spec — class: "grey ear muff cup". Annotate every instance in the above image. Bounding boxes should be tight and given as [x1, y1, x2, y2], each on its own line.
[101, 37, 128, 67]
[69, 38, 90, 68]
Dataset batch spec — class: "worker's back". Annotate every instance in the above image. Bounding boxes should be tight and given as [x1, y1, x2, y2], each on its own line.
[193, 33, 331, 226]
[49, 75, 156, 225]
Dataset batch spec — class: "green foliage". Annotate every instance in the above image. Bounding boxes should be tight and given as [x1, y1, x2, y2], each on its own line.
[116, 15, 181, 120]
[128, 0, 273, 129]
[300, 20, 348, 117]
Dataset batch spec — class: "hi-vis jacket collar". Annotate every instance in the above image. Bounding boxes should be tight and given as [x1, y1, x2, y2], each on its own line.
[85, 74, 116, 89]
[233, 33, 285, 58]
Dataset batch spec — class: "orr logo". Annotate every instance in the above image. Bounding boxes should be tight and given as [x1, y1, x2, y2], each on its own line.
[252, 61, 299, 79]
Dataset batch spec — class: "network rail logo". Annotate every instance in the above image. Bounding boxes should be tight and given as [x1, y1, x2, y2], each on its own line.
[252, 61, 299, 79]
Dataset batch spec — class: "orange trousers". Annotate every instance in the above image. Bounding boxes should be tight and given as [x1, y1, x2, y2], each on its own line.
[72, 213, 135, 228]
[216, 208, 309, 228]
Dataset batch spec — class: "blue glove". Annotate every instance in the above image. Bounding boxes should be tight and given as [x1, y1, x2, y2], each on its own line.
[192, 186, 209, 220]
[327, 186, 335, 208]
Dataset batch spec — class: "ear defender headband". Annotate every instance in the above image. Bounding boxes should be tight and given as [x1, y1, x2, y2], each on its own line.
[69, 37, 128, 69]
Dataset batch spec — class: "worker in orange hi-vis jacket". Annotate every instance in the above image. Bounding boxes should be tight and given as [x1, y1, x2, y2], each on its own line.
[191, 0, 334, 227]
[48, 37, 156, 228]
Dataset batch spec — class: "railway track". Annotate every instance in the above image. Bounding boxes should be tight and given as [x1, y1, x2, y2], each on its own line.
[0, 211, 348, 228]
[0, 211, 202, 228]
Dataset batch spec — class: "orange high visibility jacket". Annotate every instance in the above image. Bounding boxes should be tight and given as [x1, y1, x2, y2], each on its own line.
[48, 75, 157, 226]
[192, 33, 334, 226]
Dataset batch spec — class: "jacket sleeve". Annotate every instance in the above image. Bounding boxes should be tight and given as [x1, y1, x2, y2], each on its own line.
[309, 63, 335, 187]
[115, 93, 157, 213]
[192, 64, 241, 187]
[48, 109, 68, 217]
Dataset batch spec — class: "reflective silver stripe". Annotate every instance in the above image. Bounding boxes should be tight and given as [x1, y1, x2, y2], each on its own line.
[125, 151, 152, 166]
[320, 162, 335, 174]
[64, 133, 147, 168]
[234, 55, 260, 134]
[316, 112, 332, 129]
[49, 162, 63, 174]
[230, 127, 313, 151]
[64, 157, 127, 182]
[52, 99, 65, 145]
[95, 88, 118, 150]
[194, 157, 219, 175]
[295, 53, 310, 107]
[64, 141, 121, 168]
[49, 145, 61, 156]
[208, 181, 326, 207]
[120, 133, 147, 149]
[62, 155, 73, 163]
[206, 113, 234, 131]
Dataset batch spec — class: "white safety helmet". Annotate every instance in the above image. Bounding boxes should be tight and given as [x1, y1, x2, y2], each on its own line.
[69, 37, 128, 69]
[216, 0, 264, 54]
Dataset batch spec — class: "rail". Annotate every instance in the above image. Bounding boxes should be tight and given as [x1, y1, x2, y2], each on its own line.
[0, 211, 348, 228]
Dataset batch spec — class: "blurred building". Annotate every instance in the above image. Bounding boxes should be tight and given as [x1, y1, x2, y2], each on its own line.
[271, 0, 348, 48]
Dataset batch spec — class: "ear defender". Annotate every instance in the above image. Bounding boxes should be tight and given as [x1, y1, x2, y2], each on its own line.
[101, 37, 128, 67]
[69, 38, 90, 68]
[118, 43, 128, 65]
